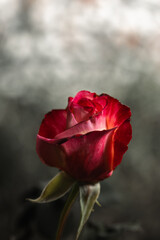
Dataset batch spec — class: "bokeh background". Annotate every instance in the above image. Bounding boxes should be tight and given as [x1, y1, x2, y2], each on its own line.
[0, 0, 160, 239]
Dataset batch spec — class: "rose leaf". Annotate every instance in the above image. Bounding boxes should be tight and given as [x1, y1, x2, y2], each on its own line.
[28, 171, 75, 203]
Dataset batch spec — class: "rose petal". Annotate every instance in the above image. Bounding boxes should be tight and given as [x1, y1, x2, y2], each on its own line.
[39, 110, 67, 139]
[70, 104, 92, 123]
[68, 97, 73, 105]
[113, 120, 132, 169]
[70, 91, 97, 104]
[55, 107, 108, 140]
[67, 91, 97, 125]
[72, 98, 106, 122]
[56, 95, 131, 140]
[36, 135, 66, 169]
[92, 95, 108, 110]
[101, 94, 131, 129]
[77, 98, 95, 108]
[61, 129, 115, 182]
[96, 170, 113, 181]
[66, 110, 78, 129]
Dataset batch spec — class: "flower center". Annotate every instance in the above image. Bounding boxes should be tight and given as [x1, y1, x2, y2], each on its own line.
[77, 98, 103, 115]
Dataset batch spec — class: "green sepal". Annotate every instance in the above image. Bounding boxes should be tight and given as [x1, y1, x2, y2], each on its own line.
[28, 171, 75, 203]
[56, 183, 79, 240]
[76, 182, 100, 240]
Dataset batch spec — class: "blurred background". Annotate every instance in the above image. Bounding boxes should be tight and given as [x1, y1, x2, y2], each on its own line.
[0, 0, 160, 239]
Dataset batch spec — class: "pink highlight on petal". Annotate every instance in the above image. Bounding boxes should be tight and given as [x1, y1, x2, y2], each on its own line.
[55, 108, 109, 140]
[70, 104, 91, 122]
[66, 111, 78, 129]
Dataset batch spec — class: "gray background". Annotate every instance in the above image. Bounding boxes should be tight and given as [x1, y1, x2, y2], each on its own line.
[0, 0, 160, 239]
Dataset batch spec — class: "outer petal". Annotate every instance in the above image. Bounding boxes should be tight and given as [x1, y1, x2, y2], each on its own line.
[101, 95, 132, 170]
[113, 119, 132, 169]
[101, 94, 131, 129]
[97, 120, 132, 180]
[39, 110, 67, 139]
[36, 135, 66, 169]
[95, 170, 113, 181]
[61, 129, 115, 182]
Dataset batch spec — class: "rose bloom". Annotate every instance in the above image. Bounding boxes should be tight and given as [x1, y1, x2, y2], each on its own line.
[37, 91, 132, 183]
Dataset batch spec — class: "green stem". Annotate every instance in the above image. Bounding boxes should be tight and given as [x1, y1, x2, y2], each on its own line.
[55, 183, 79, 240]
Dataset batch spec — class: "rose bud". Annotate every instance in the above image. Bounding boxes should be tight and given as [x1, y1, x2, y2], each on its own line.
[37, 90, 132, 183]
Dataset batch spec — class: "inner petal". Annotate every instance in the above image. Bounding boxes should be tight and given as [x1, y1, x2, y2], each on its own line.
[71, 99, 95, 123]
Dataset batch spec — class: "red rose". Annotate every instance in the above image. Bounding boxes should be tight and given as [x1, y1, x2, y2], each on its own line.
[37, 90, 132, 183]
